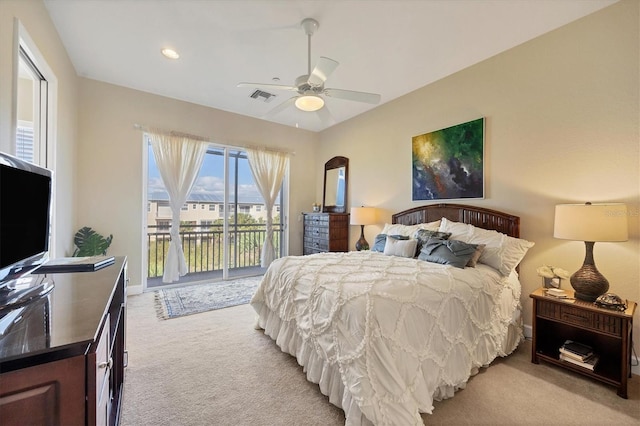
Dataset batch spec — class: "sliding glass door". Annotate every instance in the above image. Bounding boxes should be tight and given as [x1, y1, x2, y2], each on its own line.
[146, 142, 286, 288]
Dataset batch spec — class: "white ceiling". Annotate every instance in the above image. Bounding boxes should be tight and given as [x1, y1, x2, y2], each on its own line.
[44, 0, 616, 132]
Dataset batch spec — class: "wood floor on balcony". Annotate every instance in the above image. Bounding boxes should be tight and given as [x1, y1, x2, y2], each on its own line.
[146, 265, 266, 289]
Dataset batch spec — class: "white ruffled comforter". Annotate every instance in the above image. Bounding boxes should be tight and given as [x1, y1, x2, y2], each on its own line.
[250, 251, 522, 425]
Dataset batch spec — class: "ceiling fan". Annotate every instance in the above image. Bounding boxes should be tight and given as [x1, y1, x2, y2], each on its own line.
[237, 18, 381, 124]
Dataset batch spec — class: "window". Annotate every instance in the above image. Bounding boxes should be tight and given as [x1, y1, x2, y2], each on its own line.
[16, 121, 34, 163]
[201, 204, 205, 209]
[192, 204, 196, 209]
[16, 47, 48, 167]
[239, 205, 250, 214]
[208, 205, 215, 211]
[15, 22, 57, 256]
[256, 205, 261, 212]
[181, 204, 188, 211]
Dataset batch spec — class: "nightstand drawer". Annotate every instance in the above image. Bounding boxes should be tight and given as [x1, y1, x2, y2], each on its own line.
[537, 299, 622, 337]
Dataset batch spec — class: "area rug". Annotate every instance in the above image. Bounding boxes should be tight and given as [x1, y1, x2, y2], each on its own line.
[154, 275, 263, 320]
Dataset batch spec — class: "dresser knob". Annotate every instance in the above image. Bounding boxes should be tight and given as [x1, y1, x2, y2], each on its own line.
[98, 357, 113, 369]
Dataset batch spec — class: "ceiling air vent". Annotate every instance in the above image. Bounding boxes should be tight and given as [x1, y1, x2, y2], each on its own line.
[250, 89, 276, 103]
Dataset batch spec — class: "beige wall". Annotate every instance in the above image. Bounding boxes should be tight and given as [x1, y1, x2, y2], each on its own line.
[77, 79, 318, 290]
[0, 0, 79, 260]
[319, 0, 639, 338]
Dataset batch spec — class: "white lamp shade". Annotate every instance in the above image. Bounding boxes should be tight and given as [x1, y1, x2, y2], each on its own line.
[554, 203, 628, 242]
[295, 95, 324, 112]
[350, 207, 377, 225]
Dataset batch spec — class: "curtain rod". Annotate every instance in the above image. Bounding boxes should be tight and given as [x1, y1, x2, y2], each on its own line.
[133, 124, 296, 156]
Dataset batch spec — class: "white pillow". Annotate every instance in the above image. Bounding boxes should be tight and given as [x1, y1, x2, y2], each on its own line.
[438, 217, 534, 276]
[383, 237, 418, 258]
[381, 220, 441, 237]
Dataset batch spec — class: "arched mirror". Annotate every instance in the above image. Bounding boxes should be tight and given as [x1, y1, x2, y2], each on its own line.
[323, 156, 348, 213]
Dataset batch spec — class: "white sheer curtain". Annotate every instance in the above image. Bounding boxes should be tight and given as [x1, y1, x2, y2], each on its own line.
[148, 132, 208, 283]
[246, 148, 289, 267]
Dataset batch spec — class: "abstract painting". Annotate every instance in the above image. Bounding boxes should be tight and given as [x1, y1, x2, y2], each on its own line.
[412, 118, 484, 201]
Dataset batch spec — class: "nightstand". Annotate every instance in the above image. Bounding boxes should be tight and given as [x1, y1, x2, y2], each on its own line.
[530, 288, 636, 398]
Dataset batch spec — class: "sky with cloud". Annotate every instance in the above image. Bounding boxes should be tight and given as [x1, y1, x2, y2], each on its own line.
[147, 145, 263, 202]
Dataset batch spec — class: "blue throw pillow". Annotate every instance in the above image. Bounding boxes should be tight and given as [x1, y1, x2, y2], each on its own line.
[418, 238, 478, 268]
[372, 234, 409, 252]
[414, 229, 452, 254]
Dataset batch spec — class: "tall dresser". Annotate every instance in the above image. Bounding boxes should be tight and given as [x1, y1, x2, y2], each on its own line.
[303, 213, 349, 254]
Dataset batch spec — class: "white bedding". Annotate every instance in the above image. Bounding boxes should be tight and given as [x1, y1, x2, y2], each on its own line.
[251, 251, 523, 425]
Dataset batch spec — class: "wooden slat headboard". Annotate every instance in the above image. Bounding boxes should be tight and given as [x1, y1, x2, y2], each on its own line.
[392, 203, 520, 238]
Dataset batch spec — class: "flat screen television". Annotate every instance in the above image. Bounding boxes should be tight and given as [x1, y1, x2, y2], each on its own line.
[0, 152, 52, 286]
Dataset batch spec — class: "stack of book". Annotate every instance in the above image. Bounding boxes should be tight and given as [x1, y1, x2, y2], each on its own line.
[559, 340, 599, 371]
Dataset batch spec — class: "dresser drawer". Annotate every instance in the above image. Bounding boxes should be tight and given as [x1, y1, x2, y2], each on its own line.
[537, 300, 622, 337]
[94, 314, 111, 403]
[305, 238, 328, 252]
[304, 214, 329, 226]
[304, 226, 328, 239]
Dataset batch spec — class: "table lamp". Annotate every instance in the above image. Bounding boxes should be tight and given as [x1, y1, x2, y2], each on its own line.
[350, 207, 377, 251]
[553, 202, 628, 302]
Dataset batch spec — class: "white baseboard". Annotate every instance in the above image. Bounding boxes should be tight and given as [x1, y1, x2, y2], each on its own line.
[522, 324, 639, 376]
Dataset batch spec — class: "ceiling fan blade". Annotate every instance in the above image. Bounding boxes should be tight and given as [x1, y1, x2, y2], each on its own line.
[237, 82, 298, 92]
[307, 57, 339, 87]
[263, 96, 298, 119]
[316, 105, 335, 127]
[323, 88, 381, 104]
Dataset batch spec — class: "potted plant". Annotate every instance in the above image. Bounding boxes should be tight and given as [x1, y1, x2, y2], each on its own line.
[73, 226, 113, 257]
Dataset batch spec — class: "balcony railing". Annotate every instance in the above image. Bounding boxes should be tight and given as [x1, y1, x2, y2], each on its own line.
[147, 223, 283, 279]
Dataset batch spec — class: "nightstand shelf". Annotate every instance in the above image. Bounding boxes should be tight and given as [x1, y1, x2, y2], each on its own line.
[530, 288, 636, 398]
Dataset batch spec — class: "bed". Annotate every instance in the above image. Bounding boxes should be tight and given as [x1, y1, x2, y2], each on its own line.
[250, 204, 533, 425]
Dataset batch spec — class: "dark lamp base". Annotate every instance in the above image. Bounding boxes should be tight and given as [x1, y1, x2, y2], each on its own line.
[355, 225, 369, 251]
[571, 266, 609, 302]
[570, 241, 609, 302]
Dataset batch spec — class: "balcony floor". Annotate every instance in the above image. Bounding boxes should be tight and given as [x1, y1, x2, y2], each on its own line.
[146, 265, 266, 289]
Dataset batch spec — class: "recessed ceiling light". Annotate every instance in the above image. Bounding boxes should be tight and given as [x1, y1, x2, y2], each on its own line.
[161, 48, 180, 59]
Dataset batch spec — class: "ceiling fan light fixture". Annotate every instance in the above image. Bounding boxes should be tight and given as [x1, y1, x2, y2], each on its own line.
[295, 95, 324, 112]
[161, 48, 180, 59]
